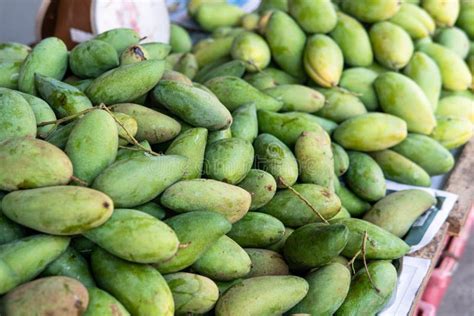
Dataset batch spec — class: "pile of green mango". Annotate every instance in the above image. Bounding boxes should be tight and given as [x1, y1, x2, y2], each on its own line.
[0, 0, 472, 315]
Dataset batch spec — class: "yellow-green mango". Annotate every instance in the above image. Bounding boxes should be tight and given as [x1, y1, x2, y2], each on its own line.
[374, 72, 436, 135]
[238, 169, 277, 211]
[364, 189, 436, 237]
[188, 0, 226, 17]
[370, 22, 414, 70]
[192, 235, 251, 281]
[422, 0, 459, 27]
[0, 61, 21, 89]
[91, 247, 174, 316]
[253, 133, 299, 187]
[155, 211, 232, 273]
[0, 235, 70, 294]
[392, 133, 454, 175]
[193, 36, 234, 67]
[120, 44, 149, 65]
[94, 28, 140, 55]
[345, 152, 386, 202]
[389, 3, 436, 39]
[418, 42, 472, 91]
[244, 67, 300, 90]
[14, 91, 56, 138]
[288, 0, 337, 33]
[436, 95, 474, 123]
[263, 11, 306, 78]
[245, 248, 289, 277]
[315, 87, 367, 123]
[330, 12, 373, 67]
[141, 42, 172, 60]
[212, 27, 245, 39]
[196, 3, 244, 31]
[0, 89, 36, 142]
[195, 59, 246, 83]
[228, 212, 285, 248]
[161, 179, 251, 223]
[231, 31, 271, 72]
[336, 186, 371, 217]
[0, 138, 72, 191]
[173, 53, 198, 79]
[259, 184, 342, 227]
[304, 34, 343, 87]
[164, 272, 219, 314]
[69, 40, 119, 78]
[371, 149, 432, 187]
[258, 0, 288, 12]
[161, 69, 193, 84]
[2, 186, 113, 235]
[241, 13, 259, 31]
[84, 287, 130, 316]
[0, 211, 27, 246]
[112, 112, 137, 145]
[403, 52, 442, 110]
[208, 127, 232, 144]
[170, 24, 192, 53]
[289, 262, 351, 315]
[215, 275, 309, 315]
[331, 206, 352, 220]
[341, 0, 401, 23]
[264, 84, 325, 113]
[431, 117, 473, 149]
[231, 103, 258, 142]
[434, 27, 470, 59]
[18, 37, 68, 95]
[266, 227, 294, 253]
[0, 42, 30, 62]
[457, 0, 474, 38]
[339, 68, 379, 111]
[332, 143, 349, 176]
[333, 113, 407, 151]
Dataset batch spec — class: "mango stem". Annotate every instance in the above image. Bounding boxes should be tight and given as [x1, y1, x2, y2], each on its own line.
[346, 249, 362, 274]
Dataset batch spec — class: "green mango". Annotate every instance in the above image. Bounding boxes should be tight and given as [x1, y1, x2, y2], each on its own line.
[196, 3, 244, 31]
[336, 261, 398, 316]
[304, 34, 343, 87]
[263, 11, 306, 78]
[375, 72, 436, 134]
[333, 113, 408, 151]
[315, 87, 367, 123]
[215, 275, 309, 315]
[212, 27, 245, 39]
[253, 133, 299, 187]
[370, 22, 414, 70]
[13, 91, 56, 138]
[195, 60, 246, 83]
[2, 186, 113, 235]
[0, 212, 27, 246]
[0, 42, 30, 62]
[345, 152, 386, 202]
[228, 212, 285, 248]
[339, 68, 379, 111]
[91, 247, 174, 316]
[193, 36, 234, 67]
[120, 44, 149, 65]
[64, 77, 93, 93]
[155, 211, 232, 273]
[431, 116, 473, 149]
[86, 60, 165, 104]
[364, 189, 436, 237]
[422, 0, 460, 27]
[288, 0, 337, 33]
[205, 76, 283, 112]
[170, 24, 192, 53]
[134, 201, 167, 220]
[392, 133, 454, 175]
[45, 121, 76, 149]
[42, 247, 95, 288]
[284, 223, 348, 270]
[112, 112, 137, 145]
[187, 0, 227, 16]
[238, 169, 277, 211]
[192, 235, 251, 281]
[70, 236, 95, 257]
[336, 186, 372, 217]
[266, 227, 294, 253]
[161, 69, 193, 84]
[94, 28, 140, 54]
[0, 137, 72, 191]
[389, 3, 436, 39]
[18, 37, 68, 95]
[332, 143, 349, 177]
[0, 89, 36, 142]
[141, 42, 171, 60]
[0, 235, 70, 294]
[258, 0, 288, 12]
[418, 42, 472, 91]
[65, 110, 118, 185]
[457, 0, 474, 38]
[259, 184, 342, 227]
[333, 218, 410, 259]
[0, 61, 21, 89]
[161, 179, 251, 223]
[370, 149, 432, 187]
[231, 31, 271, 72]
[434, 27, 470, 59]
[403, 52, 442, 110]
[289, 262, 351, 315]
[244, 67, 300, 90]
[84, 287, 130, 316]
[264, 84, 325, 113]
[311, 116, 339, 134]
[245, 248, 289, 277]
[205, 138, 254, 184]
[69, 40, 119, 78]
[231, 103, 258, 142]
[208, 127, 232, 144]
[437, 95, 474, 123]
[92, 155, 186, 208]
[241, 13, 260, 31]
[331, 206, 352, 220]
[341, 0, 401, 23]
[295, 130, 334, 190]
[173, 53, 199, 79]
[330, 12, 373, 67]
[153, 79, 232, 130]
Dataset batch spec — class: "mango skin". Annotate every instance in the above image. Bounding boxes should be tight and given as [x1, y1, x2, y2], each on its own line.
[45, 121, 76, 149]
[345, 152, 386, 202]
[434, 27, 470, 59]
[161, 179, 251, 223]
[231, 31, 270, 72]
[18, 37, 68, 95]
[94, 28, 140, 54]
[289, 262, 351, 316]
[258, 0, 288, 12]
[254, 133, 299, 188]
[92, 155, 186, 208]
[154, 211, 231, 274]
[70, 40, 119, 78]
[0, 276, 89, 316]
[336, 186, 371, 217]
[436, 95, 474, 123]
[215, 275, 309, 316]
[364, 189, 436, 237]
[392, 133, 454, 175]
[266, 227, 294, 253]
[228, 212, 285, 248]
[192, 235, 251, 281]
[238, 169, 277, 211]
[0, 211, 27, 246]
[457, 0, 474, 38]
[195, 60, 246, 84]
[0, 89, 36, 142]
[91, 247, 174, 316]
[315, 87, 367, 123]
[332, 143, 349, 176]
[2, 186, 113, 235]
[86, 59, 165, 105]
[84, 287, 130, 316]
[0, 137, 72, 191]
[284, 223, 348, 271]
[245, 67, 300, 90]
[260, 184, 342, 227]
[0, 61, 21, 89]
[339, 68, 379, 111]
[422, 0, 459, 27]
[289, 0, 337, 34]
[389, 3, 436, 39]
[341, 0, 401, 23]
[333, 218, 410, 259]
[336, 261, 398, 316]
[265, 84, 325, 113]
[0, 235, 70, 294]
[330, 12, 373, 67]
[196, 3, 244, 31]
[245, 248, 289, 277]
[193, 36, 234, 67]
[208, 127, 232, 144]
[170, 24, 192, 53]
[333, 113, 408, 152]
[431, 117, 473, 149]
[231, 103, 258, 143]
[0, 42, 31, 62]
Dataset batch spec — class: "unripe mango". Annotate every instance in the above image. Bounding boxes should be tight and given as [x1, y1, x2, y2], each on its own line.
[228, 212, 285, 248]
[336, 186, 371, 217]
[245, 67, 300, 90]
[332, 143, 350, 176]
[258, 0, 288, 12]
[436, 95, 474, 123]
[195, 59, 246, 83]
[120, 45, 149, 65]
[231, 31, 270, 72]
[0, 212, 27, 246]
[422, 0, 459, 27]
[142, 42, 172, 60]
[84, 287, 130, 316]
[196, 3, 244, 32]
[0, 61, 21, 89]
[231, 103, 258, 142]
[345, 152, 386, 202]
[0, 89, 36, 142]
[45, 121, 76, 149]
[339, 68, 379, 111]
[288, 0, 337, 34]
[434, 27, 470, 59]
[0, 42, 30, 62]
[265, 84, 325, 113]
[94, 28, 140, 54]
[389, 3, 436, 39]
[208, 127, 232, 144]
[315, 87, 367, 123]
[266, 227, 294, 253]
[457, 0, 474, 38]
[170, 24, 192, 54]
[245, 248, 289, 277]
[341, 0, 401, 23]
[69, 40, 119, 78]
[431, 117, 473, 149]
[13, 91, 56, 139]
[238, 169, 277, 210]
[193, 36, 234, 67]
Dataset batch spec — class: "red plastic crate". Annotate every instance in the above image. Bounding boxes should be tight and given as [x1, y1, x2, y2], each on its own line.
[416, 301, 437, 316]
